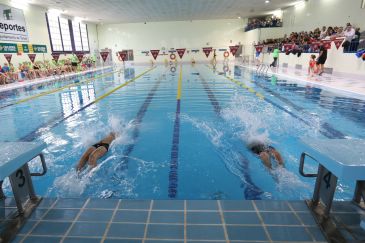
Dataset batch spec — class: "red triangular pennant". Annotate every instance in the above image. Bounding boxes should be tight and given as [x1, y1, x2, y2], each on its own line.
[202, 47, 213, 58]
[254, 45, 264, 53]
[4, 54, 12, 63]
[229, 46, 239, 56]
[321, 40, 332, 50]
[118, 51, 128, 61]
[28, 54, 36, 63]
[76, 53, 84, 63]
[176, 48, 186, 59]
[100, 52, 109, 62]
[150, 50, 160, 60]
[333, 38, 344, 50]
[51, 53, 60, 63]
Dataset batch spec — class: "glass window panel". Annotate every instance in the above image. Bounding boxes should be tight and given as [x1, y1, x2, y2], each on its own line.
[59, 18, 72, 51]
[47, 14, 63, 51]
[80, 24, 89, 51]
[72, 21, 83, 51]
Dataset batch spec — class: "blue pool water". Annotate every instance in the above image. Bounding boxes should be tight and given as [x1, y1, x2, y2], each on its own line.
[1, 64, 364, 200]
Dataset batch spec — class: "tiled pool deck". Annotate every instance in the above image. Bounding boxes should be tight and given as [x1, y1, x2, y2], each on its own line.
[1, 198, 365, 242]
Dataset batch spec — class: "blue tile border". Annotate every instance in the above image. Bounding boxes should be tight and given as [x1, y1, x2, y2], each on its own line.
[86, 199, 119, 209]
[186, 225, 225, 240]
[254, 200, 290, 211]
[147, 224, 184, 239]
[68, 222, 108, 237]
[187, 200, 218, 211]
[226, 225, 268, 241]
[260, 212, 301, 225]
[120, 200, 150, 210]
[267, 226, 313, 241]
[153, 200, 184, 210]
[220, 200, 254, 211]
[54, 198, 87, 209]
[187, 212, 221, 224]
[150, 211, 184, 224]
[107, 223, 146, 238]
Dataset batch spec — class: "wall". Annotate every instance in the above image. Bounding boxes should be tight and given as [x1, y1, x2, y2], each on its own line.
[282, 0, 365, 34]
[97, 19, 246, 63]
[0, 0, 99, 65]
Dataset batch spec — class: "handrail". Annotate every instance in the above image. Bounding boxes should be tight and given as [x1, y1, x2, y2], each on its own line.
[30, 153, 47, 177]
[299, 152, 318, 177]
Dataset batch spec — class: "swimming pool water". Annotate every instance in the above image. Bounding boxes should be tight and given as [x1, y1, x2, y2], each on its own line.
[1, 64, 364, 200]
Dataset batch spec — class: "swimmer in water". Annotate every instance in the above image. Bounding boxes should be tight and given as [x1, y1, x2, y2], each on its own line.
[247, 142, 284, 169]
[76, 132, 116, 172]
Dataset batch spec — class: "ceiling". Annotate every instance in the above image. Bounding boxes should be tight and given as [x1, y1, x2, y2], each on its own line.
[30, 0, 297, 24]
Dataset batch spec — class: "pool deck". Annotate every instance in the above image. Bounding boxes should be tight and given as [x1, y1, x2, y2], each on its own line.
[240, 64, 365, 100]
[0, 65, 113, 93]
[2, 198, 365, 242]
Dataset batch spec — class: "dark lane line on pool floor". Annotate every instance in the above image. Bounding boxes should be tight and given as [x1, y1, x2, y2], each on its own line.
[168, 66, 182, 198]
[206, 65, 345, 139]
[197, 69, 263, 200]
[251, 74, 345, 139]
[19, 67, 156, 142]
[118, 70, 166, 170]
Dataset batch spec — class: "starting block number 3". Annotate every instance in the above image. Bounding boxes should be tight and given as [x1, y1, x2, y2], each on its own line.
[9, 164, 34, 209]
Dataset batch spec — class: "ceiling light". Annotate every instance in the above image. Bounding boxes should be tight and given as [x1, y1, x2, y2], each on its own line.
[74, 17, 85, 23]
[10, 0, 30, 9]
[238, 16, 241, 19]
[48, 9, 62, 17]
[265, 0, 270, 3]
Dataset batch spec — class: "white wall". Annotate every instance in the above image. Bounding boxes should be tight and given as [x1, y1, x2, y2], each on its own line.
[97, 19, 246, 63]
[283, 0, 365, 34]
[0, 0, 99, 65]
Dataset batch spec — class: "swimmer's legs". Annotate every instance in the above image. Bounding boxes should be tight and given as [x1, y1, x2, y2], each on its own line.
[76, 147, 96, 172]
[271, 149, 284, 166]
[88, 146, 108, 169]
[259, 152, 272, 169]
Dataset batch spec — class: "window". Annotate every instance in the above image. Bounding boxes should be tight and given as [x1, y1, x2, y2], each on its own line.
[46, 14, 90, 53]
[80, 24, 89, 51]
[59, 18, 72, 51]
[47, 14, 63, 51]
[72, 21, 83, 51]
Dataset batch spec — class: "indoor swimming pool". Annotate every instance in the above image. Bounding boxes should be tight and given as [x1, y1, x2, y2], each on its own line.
[1, 64, 364, 200]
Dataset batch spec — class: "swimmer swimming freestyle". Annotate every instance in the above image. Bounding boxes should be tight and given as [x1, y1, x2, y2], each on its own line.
[247, 141, 284, 169]
[76, 132, 116, 172]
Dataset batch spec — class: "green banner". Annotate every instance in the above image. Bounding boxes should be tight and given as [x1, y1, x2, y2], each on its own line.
[32, 44, 47, 53]
[22, 44, 29, 53]
[0, 43, 18, 53]
[0, 42, 47, 53]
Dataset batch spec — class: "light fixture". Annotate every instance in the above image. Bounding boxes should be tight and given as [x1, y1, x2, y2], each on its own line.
[238, 16, 241, 19]
[74, 17, 85, 23]
[10, 0, 30, 9]
[48, 9, 62, 17]
[265, 0, 270, 3]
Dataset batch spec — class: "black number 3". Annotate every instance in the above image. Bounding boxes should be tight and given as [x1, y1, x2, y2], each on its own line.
[16, 169, 26, 188]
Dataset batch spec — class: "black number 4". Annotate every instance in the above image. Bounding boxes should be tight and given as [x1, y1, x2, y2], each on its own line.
[323, 172, 332, 189]
[16, 169, 26, 188]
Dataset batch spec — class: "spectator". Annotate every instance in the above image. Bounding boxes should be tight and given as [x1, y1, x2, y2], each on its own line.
[320, 26, 327, 39]
[317, 44, 327, 76]
[343, 23, 356, 52]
